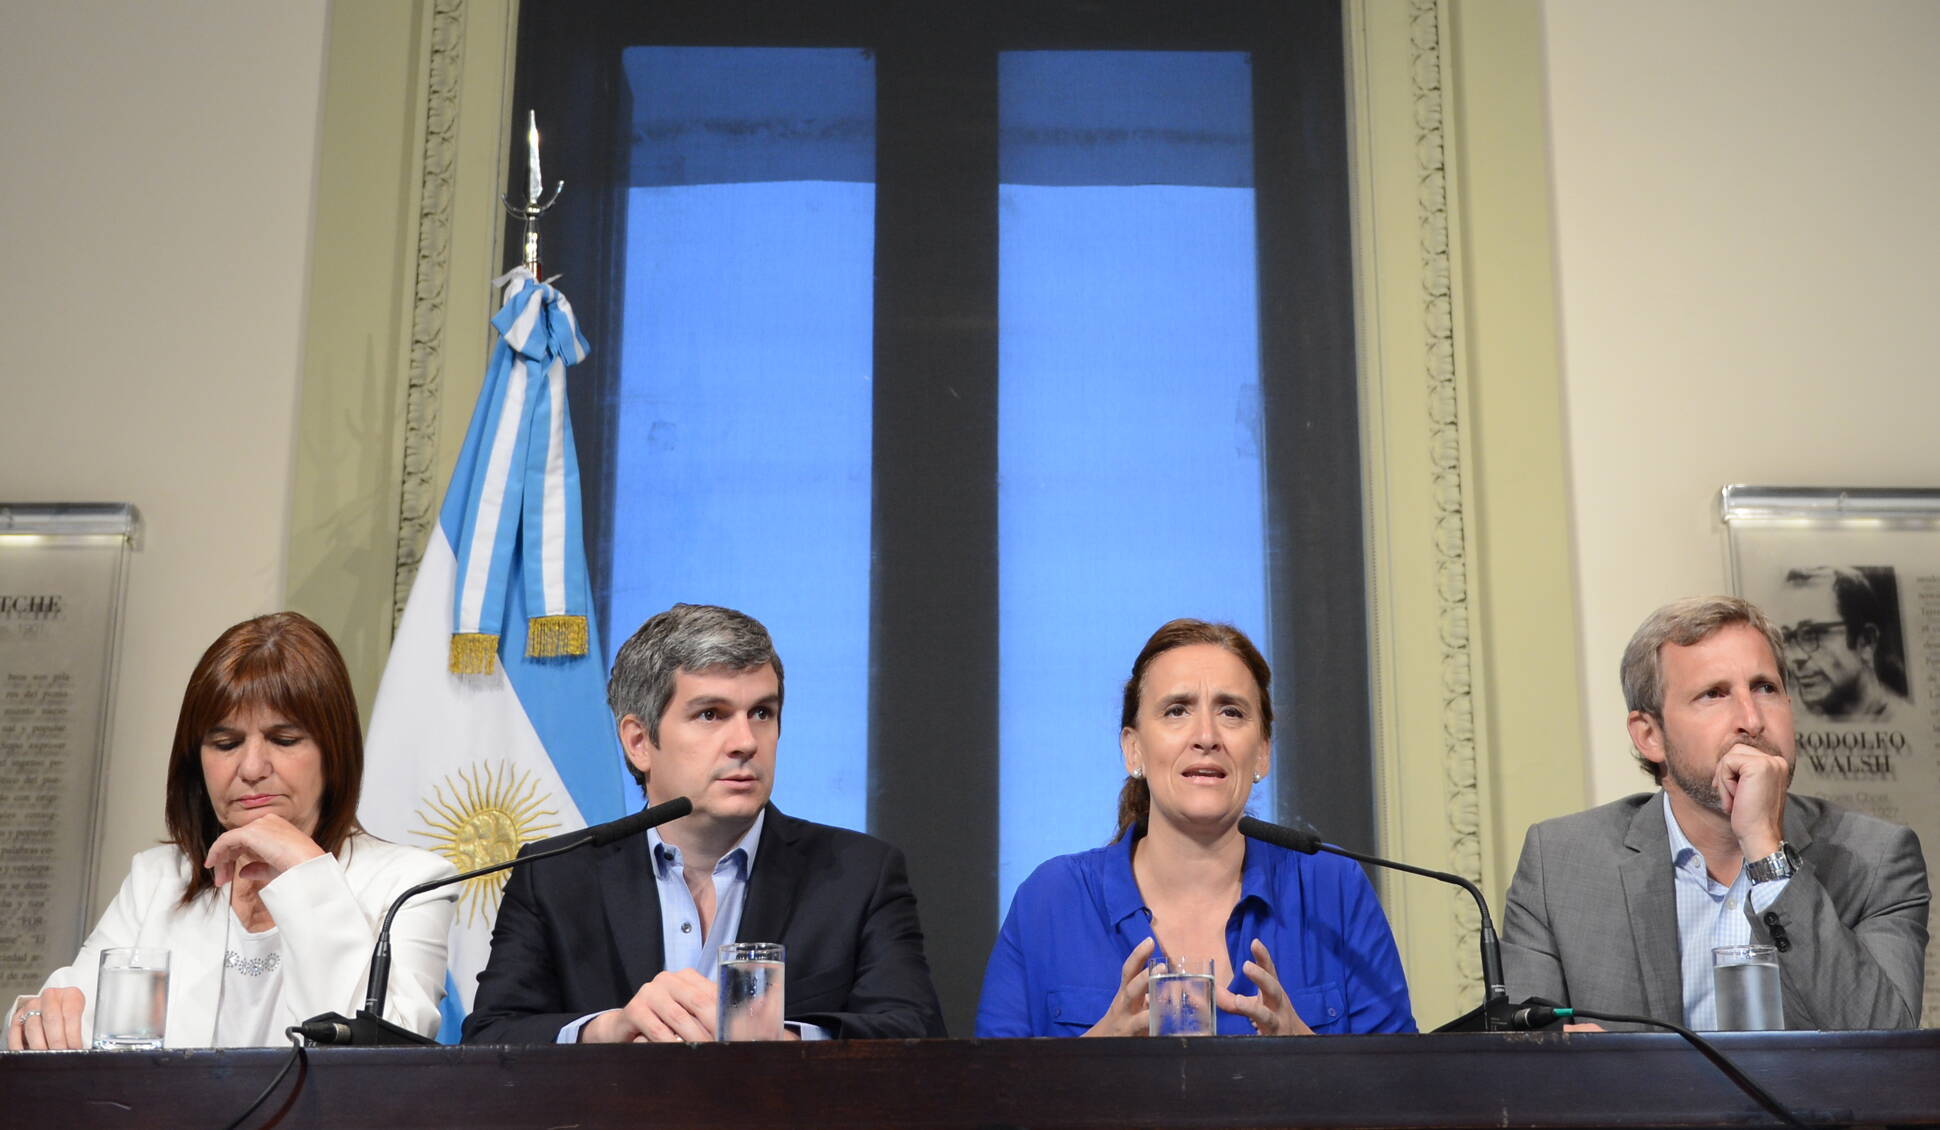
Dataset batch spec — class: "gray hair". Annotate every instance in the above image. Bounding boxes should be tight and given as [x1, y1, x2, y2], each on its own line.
[1618, 595, 1787, 782]
[607, 604, 784, 790]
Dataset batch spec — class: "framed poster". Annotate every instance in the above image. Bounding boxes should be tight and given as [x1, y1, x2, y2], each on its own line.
[0, 503, 138, 1001]
[1722, 485, 1939, 1024]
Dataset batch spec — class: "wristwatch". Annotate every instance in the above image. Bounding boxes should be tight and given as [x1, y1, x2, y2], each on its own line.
[1745, 842, 1799, 884]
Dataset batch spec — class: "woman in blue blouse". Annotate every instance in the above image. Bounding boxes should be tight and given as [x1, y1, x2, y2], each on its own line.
[976, 619, 1415, 1037]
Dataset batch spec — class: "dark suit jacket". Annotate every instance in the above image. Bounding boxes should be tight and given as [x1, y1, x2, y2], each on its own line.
[462, 805, 947, 1044]
[1501, 791, 1928, 1030]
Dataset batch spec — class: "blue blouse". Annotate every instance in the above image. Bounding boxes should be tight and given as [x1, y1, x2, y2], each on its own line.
[975, 834, 1416, 1037]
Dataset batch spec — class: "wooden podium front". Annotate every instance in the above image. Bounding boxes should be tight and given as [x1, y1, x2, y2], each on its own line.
[3, 1030, 1935, 1128]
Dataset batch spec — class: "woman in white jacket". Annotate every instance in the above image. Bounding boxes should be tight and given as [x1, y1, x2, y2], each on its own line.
[7, 612, 456, 1048]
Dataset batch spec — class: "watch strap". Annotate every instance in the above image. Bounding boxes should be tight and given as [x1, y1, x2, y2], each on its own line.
[1746, 841, 1798, 884]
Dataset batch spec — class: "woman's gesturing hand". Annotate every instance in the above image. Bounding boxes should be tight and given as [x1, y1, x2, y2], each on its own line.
[1082, 936, 1156, 1038]
[1219, 939, 1314, 1036]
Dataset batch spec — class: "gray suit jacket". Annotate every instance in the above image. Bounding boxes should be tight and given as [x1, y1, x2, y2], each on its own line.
[1501, 791, 1928, 1030]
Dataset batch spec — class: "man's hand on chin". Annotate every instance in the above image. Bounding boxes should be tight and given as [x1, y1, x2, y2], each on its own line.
[580, 968, 720, 1043]
[1716, 743, 1791, 860]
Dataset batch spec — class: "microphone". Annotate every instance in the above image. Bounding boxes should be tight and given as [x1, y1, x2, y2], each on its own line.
[1236, 816, 1323, 854]
[1237, 815, 1511, 1030]
[303, 795, 694, 1045]
[583, 796, 691, 847]
[1231, 832, 1811, 1127]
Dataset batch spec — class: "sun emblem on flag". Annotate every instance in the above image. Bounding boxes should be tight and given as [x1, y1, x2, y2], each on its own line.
[414, 762, 562, 925]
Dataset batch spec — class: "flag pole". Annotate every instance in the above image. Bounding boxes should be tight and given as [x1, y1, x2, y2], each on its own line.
[503, 110, 564, 277]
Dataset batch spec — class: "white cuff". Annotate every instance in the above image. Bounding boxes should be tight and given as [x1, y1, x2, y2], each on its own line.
[1747, 876, 1791, 914]
[559, 1011, 604, 1043]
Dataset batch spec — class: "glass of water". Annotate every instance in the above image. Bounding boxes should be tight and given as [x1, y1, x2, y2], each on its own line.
[94, 947, 169, 1050]
[1147, 954, 1216, 1037]
[717, 942, 786, 1041]
[1712, 944, 1783, 1031]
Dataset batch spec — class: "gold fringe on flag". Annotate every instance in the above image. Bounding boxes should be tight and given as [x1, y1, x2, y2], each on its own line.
[449, 633, 500, 675]
[526, 614, 589, 659]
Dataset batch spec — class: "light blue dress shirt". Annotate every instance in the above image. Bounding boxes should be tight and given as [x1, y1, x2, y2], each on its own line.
[556, 811, 825, 1042]
[1663, 797, 1789, 1031]
[649, 810, 763, 982]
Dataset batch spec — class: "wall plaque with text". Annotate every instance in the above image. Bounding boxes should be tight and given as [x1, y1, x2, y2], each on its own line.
[0, 504, 137, 1001]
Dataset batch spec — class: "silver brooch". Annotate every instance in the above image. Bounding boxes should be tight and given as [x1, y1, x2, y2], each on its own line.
[223, 950, 282, 977]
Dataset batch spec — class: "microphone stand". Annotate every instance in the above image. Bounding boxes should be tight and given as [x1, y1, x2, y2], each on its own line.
[1232, 819, 1808, 1126]
[1236, 816, 1511, 1030]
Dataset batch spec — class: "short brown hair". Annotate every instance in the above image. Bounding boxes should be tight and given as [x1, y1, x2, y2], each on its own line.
[1619, 595, 1787, 782]
[164, 612, 364, 904]
[1113, 619, 1273, 842]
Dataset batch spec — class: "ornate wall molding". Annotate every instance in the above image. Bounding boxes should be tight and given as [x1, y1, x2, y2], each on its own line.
[393, 0, 468, 629]
[1411, 0, 1483, 994]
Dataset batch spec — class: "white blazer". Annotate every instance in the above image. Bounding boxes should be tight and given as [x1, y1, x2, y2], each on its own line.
[9, 834, 456, 1046]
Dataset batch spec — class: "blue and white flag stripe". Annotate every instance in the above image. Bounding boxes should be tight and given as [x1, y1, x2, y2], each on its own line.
[523, 340, 585, 621]
[453, 359, 529, 640]
[448, 269, 592, 648]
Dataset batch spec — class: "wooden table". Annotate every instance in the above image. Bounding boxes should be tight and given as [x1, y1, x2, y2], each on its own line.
[3, 1030, 1936, 1129]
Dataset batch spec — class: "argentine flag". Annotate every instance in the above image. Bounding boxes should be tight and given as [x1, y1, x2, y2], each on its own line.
[361, 269, 629, 1042]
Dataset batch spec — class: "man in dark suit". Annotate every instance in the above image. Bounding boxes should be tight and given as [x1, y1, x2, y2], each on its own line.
[1502, 595, 1928, 1030]
[463, 604, 945, 1044]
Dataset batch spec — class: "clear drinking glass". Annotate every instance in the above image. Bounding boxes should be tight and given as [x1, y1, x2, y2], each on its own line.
[1147, 954, 1217, 1037]
[1712, 944, 1783, 1031]
[93, 947, 169, 1050]
[717, 942, 786, 1041]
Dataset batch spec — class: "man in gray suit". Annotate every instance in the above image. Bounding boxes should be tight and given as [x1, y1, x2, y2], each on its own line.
[1502, 595, 1928, 1030]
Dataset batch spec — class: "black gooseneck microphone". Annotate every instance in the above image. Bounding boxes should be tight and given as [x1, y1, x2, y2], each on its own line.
[297, 795, 694, 1046]
[1236, 815, 1512, 1030]
[1234, 819, 1810, 1126]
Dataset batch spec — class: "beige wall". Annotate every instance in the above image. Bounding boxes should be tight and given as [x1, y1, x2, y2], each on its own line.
[0, 1, 330, 915]
[1542, 0, 1940, 807]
